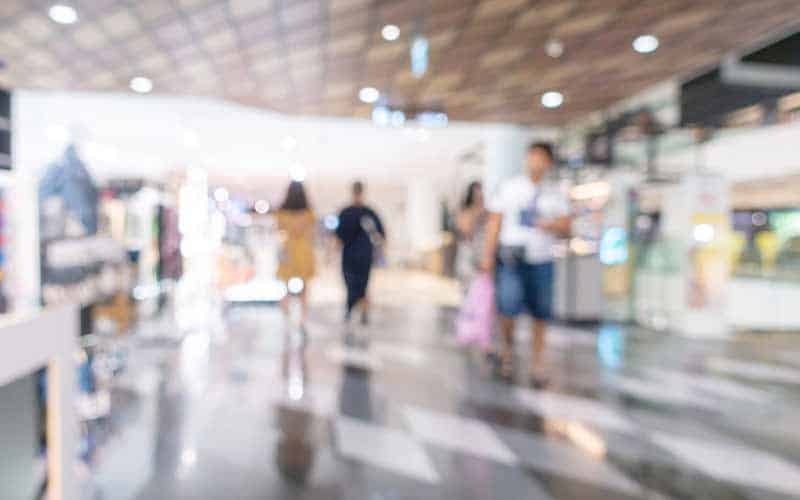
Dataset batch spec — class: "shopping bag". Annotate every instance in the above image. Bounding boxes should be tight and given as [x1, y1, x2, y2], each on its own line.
[456, 273, 495, 351]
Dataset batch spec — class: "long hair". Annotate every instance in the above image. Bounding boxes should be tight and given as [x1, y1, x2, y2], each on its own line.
[281, 181, 309, 211]
[462, 181, 482, 209]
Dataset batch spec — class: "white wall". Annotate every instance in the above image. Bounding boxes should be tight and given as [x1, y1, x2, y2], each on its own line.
[14, 90, 553, 185]
[14, 90, 556, 254]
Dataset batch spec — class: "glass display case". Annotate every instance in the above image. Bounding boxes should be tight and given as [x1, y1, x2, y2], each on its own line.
[731, 208, 800, 281]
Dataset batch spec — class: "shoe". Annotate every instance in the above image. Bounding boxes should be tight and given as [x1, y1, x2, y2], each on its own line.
[495, 351, 513, 382]
[529, 365, 550, 388]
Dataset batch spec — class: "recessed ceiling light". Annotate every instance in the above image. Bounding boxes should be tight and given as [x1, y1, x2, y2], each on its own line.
[130, 76, 153, 94]
[381, 24, 400, 41]
[633, 34, 659, 54]
[359, 86, 380, 104]
[49, 4, 78, 25]
[541, 91, 564, 109]
[545, 38, 564, 58]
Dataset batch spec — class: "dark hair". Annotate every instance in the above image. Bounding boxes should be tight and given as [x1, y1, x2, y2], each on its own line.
[462, 181, 482, 209]
[528, 141, 555, 161]
[281, 181, 309, 211]
[352, 181, 364, 197]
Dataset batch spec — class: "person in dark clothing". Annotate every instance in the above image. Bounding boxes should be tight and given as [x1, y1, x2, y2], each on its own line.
[335, 181, 385, 324]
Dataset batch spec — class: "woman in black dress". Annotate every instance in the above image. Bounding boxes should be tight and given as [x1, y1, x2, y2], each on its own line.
[335, 181, 385, 324]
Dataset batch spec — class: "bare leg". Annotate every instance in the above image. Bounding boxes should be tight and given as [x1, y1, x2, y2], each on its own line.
[280, 296, 290, 317]
[361, 295, 370, 325]
[299, 288, 308, 324]
[531, 319, 547, 375]
[499, 316, 515, 376]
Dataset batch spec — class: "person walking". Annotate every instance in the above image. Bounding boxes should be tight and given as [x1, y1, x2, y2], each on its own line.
[481, 142, 571, 383]
[276, 181, 316, 323]
[335, 181, 385, 325]
[456, 181, 488, 286]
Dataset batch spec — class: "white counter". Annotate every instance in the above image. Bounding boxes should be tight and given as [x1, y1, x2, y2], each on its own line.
[0, 306, 79, 500]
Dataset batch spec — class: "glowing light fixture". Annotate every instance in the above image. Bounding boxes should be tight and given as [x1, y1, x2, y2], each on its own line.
[410, 36, 429, 78]
[213, 187, 229, 203]
[181, 448, 198, 467]
[372, 105, 391, 126]
[359, 86, 380, 104]
[130, 76, 153, 94]
[693, 223, 715, 243]
[541, 91, 564, 109]
[545, 38, 564, 58]
[287, 277, 305, 294]
[633, 34, 659, 54]
[323, 214, 340, 231]
[417, 111, 448, 128]
[49, 4, 78, 24]
[381, 24, 400, 41]
[390, 110, 406, 127]
[570, 181, 610, 201]
[254, 200, 270, 214]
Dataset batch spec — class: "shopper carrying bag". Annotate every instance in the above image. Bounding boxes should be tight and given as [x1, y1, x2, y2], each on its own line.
[456, 272, 495, 351]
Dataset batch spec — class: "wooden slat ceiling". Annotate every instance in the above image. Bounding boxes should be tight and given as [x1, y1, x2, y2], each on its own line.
[1, 0, 799, 125]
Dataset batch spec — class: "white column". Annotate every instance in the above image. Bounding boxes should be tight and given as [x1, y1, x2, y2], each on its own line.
[406, 179, 441, 254]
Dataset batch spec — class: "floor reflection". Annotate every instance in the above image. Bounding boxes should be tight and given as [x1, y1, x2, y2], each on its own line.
[85, 297, 800, 500]
[275, 325, 316, 485]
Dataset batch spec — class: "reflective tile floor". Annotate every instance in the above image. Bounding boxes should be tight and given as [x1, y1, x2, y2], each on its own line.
[82, 300, 800, 500]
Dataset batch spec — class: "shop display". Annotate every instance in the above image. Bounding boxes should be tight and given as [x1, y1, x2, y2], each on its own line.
[38, 146, 131, 321]
[731, 209, 800, 280]
[0, 307, 79, 500]
[684, 175, 730, 316]
[0, 88, 9, 170]
[553, 178, 608, 322]
[0, 188, 9, 313]
[158, 205, 182, 281]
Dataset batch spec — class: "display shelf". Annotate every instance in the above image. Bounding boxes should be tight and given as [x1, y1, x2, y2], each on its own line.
[0, 306, 79, 500]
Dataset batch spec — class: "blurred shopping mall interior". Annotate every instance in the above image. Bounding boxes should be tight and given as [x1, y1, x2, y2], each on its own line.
[2, 1, 800, 499]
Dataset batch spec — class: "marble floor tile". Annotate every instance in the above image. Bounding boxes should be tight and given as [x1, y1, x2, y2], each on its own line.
[512, 386, 638, 434]
[644, 367, 774, 405]
[403, 405, 519, 465]
[706, 357, 800, 385]
[84, 294, 800, 500]
[326, 345, 383, 371]
[610, 375, 716, 409]
[335, 416, 440, 484]
[651, 432, 800, 497]
[500, 428, 642, 496]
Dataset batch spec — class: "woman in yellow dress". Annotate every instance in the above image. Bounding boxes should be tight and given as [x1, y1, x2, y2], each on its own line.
[276, 181, 316, 322]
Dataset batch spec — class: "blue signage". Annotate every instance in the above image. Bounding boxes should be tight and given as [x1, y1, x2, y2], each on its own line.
[600, 227, 628, 265]
[411, 36, 429, 78]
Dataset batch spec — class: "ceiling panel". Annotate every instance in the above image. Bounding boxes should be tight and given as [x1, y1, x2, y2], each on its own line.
[1, 0, 799, 125]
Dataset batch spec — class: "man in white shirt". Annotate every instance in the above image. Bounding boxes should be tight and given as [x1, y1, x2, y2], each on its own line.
[482, 142, 571, 382]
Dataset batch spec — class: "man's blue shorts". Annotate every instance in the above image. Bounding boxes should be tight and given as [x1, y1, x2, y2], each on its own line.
[495, 258, 554, 320]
